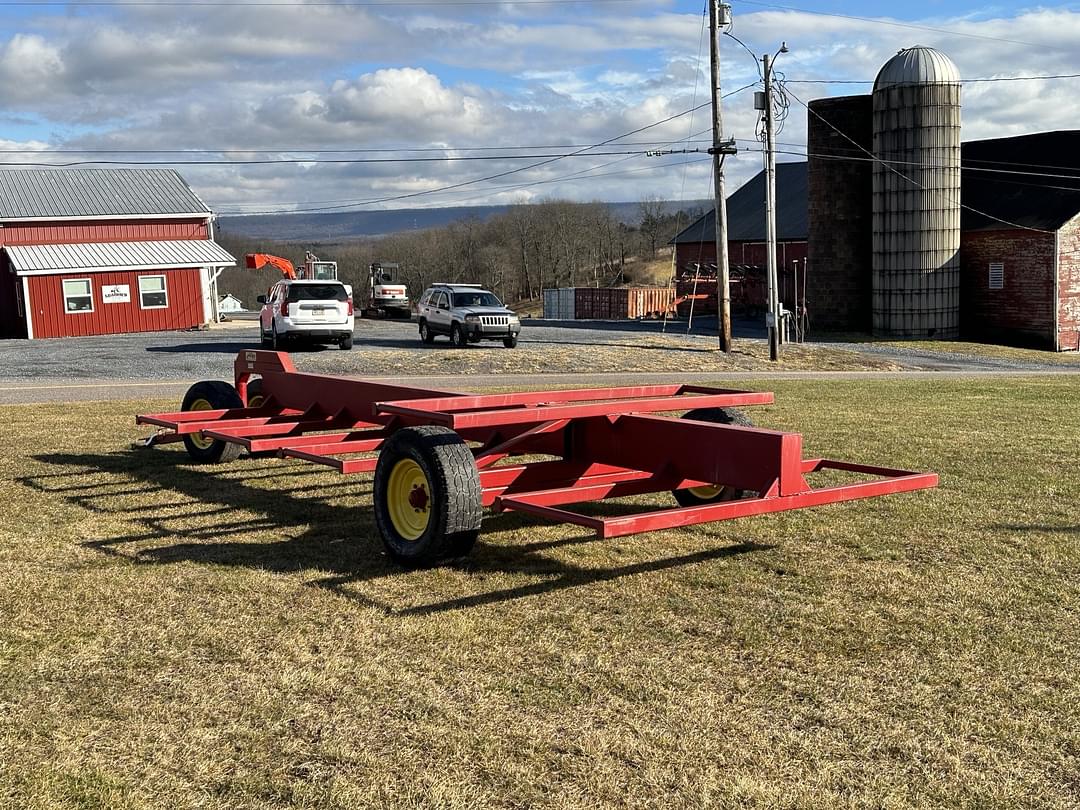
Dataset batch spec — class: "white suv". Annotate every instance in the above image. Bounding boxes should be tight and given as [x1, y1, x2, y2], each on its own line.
[258, 279, 354, 350]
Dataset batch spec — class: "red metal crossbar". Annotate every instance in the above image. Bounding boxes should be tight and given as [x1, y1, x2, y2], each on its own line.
[136, 351, 938, 551]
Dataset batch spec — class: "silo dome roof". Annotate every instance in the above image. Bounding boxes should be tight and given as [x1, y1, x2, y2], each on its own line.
[874, 46, 960, 90]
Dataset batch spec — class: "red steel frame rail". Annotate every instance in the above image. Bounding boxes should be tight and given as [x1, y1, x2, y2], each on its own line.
[136, 351, 938, 538]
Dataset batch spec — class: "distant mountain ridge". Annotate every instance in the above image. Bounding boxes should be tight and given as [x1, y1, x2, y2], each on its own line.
[218, 199, 711, 242]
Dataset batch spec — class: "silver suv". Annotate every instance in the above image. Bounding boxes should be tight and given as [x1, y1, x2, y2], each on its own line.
[416, 284, 521, 348]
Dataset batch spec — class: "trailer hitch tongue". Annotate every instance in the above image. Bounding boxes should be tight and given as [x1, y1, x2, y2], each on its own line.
[142, 428, 171, 447]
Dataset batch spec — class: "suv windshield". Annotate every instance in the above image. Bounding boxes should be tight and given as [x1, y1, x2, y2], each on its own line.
[288, 284, 347, 303]
[452, 291, 502, 308]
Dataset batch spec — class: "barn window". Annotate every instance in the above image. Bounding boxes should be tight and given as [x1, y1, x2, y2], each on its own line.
[139, 275, 168, 309]
[988, 262, 1004, 290]
[63, 278, 93, 313]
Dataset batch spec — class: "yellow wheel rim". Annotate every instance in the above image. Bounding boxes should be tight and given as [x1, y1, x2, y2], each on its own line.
[248, 395, 265, 408]
[188, 397, 215, 450]
[387, 458, 431, 541]
[687, 484, 722, 500]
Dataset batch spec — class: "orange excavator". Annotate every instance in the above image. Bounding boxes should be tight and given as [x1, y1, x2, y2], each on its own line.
[244, 251, 338, 281]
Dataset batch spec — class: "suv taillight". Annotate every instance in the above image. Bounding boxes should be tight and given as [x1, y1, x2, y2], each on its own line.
[280, 299, 289, 317]
[347, 296, 353, 316]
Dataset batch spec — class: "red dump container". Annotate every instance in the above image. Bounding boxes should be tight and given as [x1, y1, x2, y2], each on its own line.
[573, 287, 675, 320]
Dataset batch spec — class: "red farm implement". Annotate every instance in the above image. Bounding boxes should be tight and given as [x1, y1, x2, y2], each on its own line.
[136, 351, 938, 566]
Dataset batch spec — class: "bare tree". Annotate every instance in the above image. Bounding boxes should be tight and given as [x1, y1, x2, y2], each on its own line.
[638, 195, 668, 259]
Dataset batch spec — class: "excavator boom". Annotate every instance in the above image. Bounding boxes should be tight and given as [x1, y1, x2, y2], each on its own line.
[245, 253, 297, 279]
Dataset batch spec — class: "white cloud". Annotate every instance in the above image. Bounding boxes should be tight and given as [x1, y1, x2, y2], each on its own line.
[0, 3, 1073, 211]
[0, 34, 65, 103]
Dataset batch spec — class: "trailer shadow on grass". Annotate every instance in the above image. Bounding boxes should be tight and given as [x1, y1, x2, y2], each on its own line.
[145, 341, 338, 355]
[24, 450, 771, 616]
[145, 341, 262, 354]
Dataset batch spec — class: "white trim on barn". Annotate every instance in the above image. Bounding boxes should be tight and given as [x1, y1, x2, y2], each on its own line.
[21, 276, 33, 339]
[16, 262, 233, 276]
[200, 267, 213, 324]
[7, 239, 236, 276]
[1, 213, 212, 223]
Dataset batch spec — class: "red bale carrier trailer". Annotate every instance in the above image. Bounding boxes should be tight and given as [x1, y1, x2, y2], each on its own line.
[136, 351, 938, 567]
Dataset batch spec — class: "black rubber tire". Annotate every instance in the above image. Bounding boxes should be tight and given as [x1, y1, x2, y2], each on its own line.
[260, 329, 273, 348]
[450, 323, 468, 348]
[672, 407, 754, 507]
[419, 321, 435, 344]
[242, 378, 279, 458]
[180, 380, 244, 464]
[503, 335, 518, 348]
[271, 322, 283, 351]
[244, 377, 266, 408]
[340, 334, 353, 350]
[373, 426, 482, 567]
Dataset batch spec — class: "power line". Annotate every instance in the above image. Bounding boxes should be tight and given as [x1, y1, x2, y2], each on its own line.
[217, 84, 758, 215]
[0, 148, 698, 168]
[729, 0, 1056, 48]
[0, 0, 642, 5]
[783, 83, 1055, 233]
[0, 139, 713, 155]
[223, 126, 719, 211]
[786, 73, 1080, 85]
[217, 101, 714, 215]
[219, 156, 718, 214]
[769, 148, 1080, 182]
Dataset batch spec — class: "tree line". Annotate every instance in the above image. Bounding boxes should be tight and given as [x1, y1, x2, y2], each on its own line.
[214, 197, 704, 310]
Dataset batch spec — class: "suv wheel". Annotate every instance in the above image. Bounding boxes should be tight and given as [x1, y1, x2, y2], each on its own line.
[419, 321, 435, 344]
[340, 334, 353, 350]
[271, 322, 283, 351]
[503, 335, 518, 349]
[450, 323, 468, 348]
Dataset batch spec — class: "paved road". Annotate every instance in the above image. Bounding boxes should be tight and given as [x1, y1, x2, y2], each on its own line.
[0, 318, 1076, 404]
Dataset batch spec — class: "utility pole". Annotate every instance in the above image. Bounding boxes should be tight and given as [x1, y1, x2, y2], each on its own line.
[708, 0, 736, 352]
[761, 48, 785, 361]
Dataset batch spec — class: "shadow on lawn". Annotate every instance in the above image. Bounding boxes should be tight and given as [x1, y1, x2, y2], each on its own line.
[24, 450, 770, 615]
[993, 523, 1080, 535]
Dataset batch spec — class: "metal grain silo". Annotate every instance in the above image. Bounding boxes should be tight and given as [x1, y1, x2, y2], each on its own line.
[872, 46, 961, 338]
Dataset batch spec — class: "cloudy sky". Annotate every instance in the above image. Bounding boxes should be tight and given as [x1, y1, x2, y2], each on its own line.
[0, 0, 1076, 215]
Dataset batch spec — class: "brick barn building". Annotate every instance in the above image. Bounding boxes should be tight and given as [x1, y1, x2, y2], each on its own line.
[670, 161, 808, 270]
[677, 125, 1080, 350]
[959, 132, 1080, 351]
[0, 168, 235, 339]
[669, 161, 807, 314]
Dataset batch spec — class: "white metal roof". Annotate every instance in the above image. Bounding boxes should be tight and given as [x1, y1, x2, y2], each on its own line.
[874, 46, 960, 90]
[0, 168, 211, 220]
[6, 239, 236, 275]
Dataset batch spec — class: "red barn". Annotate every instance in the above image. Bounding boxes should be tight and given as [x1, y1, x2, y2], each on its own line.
[0, 168, 235, 339]
[669, 162, 808, 315]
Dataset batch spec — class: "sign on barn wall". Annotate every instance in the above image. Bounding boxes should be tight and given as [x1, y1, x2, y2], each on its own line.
[102, 284, 131, 303]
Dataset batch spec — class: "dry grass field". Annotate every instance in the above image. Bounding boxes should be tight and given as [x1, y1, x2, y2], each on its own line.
[300, 335, 903, 377]
[819, 334, 1080, 367]
[1, 377, 1078, 808]
[876, 340, 1080, 365]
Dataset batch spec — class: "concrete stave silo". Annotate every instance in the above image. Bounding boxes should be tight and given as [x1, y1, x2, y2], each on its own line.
[872, 46, 961, 338]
